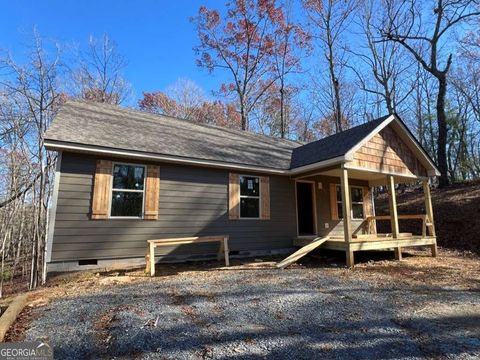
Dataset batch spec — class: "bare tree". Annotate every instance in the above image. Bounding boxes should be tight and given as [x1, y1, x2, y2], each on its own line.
[289, 97, 317, 142]
[0, 96, 32, 295]
[192, 1, 285, 130]
[453, 30, 480, 121]
[73, 34, 131, 105]
[271, 0, 311, 138]
[0, 31, 64, 289]
[304, 0, 358, 133]
[381, 0, 480, 187]
[308, 69, 359, 134]
[414, 65, 438, 158]
[349, 0, 416, 116]
[450, 30, 480, 178]
[164, 78, 206, 120]
[252, 82, 299, 136]
[138, 79, 242, 129]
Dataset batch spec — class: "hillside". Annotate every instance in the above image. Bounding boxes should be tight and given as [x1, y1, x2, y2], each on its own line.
[375, 181, 480, 255]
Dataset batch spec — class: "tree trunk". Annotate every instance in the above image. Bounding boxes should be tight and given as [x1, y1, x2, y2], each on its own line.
[416, 85, 424, 147]
[436, 75, 449, 187]
[327, 49, 342, 133]
[240, 99, 247, 131]
[279, 84, 285, 138]
[333, 78, 342, 132]
[385, 93, 394, 115]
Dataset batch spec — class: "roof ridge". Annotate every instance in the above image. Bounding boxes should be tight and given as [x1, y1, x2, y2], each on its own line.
[64, 99, 303, 147]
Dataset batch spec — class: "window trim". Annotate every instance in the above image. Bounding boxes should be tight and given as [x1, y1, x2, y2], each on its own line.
[238, 174, 261, 220]
[335, 184, 365, 220]
[109, 162, 146, 219]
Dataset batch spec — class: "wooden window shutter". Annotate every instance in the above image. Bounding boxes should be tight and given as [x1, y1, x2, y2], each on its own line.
[329, 183, 339, 220]
[228, 173, 240, 219]
[362, 186, 372, 218]
[144, 165, 160, 220]
[260, 176, 270, 220]
[91, 160, 112, 219]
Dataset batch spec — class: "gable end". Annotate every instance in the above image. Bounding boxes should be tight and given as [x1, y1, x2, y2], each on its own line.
[351, 125, 428, 177]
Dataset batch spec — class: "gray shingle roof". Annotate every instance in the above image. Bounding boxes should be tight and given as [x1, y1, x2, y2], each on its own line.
[45, 100, 391, 171]
[45, 100, 302, 170]
[290, 116, 390, 169]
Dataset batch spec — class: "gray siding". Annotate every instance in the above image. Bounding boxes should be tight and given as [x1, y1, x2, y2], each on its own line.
[51, 152, 297, 262]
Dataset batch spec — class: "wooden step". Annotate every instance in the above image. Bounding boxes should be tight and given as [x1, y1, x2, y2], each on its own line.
[293, 236, 318, 247]
[276, 237, 329, 269]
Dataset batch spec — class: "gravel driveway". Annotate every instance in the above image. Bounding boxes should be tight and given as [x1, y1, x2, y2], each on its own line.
[23, 260, 480, 360]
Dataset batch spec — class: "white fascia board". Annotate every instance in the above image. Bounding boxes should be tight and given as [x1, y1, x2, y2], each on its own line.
[44, 140, 290, 175]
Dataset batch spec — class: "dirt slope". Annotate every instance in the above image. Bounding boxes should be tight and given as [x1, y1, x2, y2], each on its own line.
[375, 181, 480, 255]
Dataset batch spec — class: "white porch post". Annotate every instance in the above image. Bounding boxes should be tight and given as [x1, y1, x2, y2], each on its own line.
[387, 175, 401, 260]
[340, 165, 354, 267]
[423, 180, 437, 257]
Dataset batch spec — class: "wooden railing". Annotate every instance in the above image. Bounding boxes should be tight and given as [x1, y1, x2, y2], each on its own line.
[365, 215, 435, 237]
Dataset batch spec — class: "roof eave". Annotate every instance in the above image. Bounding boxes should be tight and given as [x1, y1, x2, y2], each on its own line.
[288, 156, 347, 175]
[44, 139, 291, 175]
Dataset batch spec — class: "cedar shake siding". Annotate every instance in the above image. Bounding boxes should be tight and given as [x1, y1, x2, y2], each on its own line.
[51, 152, 297, 262]
[352, 125, 428, 177]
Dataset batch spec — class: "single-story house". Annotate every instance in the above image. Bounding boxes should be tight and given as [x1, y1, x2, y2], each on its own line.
[44, 100, 440, 272]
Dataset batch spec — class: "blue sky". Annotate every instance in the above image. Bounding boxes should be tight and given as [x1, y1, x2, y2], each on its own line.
[0, 1, 227, 104]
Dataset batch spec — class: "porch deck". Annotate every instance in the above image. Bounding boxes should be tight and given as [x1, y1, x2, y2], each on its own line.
[294, 234, 437, 252]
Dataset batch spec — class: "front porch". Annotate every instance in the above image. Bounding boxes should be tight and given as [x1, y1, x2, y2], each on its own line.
[344, 165, 437, 266]
[278, 116, 440, 268]
[291, 165, 438, 267]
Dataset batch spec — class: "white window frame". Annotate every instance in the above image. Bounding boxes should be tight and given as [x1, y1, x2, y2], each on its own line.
[335, 185, 364, 220]
[109, 162, 146, 219]
[239, 175, 261, 220]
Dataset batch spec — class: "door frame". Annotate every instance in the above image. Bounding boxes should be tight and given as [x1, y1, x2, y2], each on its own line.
[295, 180, 318, 237]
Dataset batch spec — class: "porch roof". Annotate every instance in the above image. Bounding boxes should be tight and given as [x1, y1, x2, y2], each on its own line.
[292, 114, 440, 179]
[290, 116, 389, 169]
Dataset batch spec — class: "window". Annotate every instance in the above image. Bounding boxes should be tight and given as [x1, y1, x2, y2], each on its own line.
[239, 175, 260, 218]
[351, 187, 364, 219]
[335, 185, 343, 219]
[335, 185, 364, 220]
[110, 164, 145, 218]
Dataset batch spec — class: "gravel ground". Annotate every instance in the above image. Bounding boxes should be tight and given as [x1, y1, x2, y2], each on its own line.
[22, 257, 480, 360]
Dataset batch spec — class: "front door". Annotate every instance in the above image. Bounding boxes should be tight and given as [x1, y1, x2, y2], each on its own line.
[296, 182, 316, 236]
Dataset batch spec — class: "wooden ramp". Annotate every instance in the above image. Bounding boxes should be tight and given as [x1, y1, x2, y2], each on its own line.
[276, 237, 329, 269]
